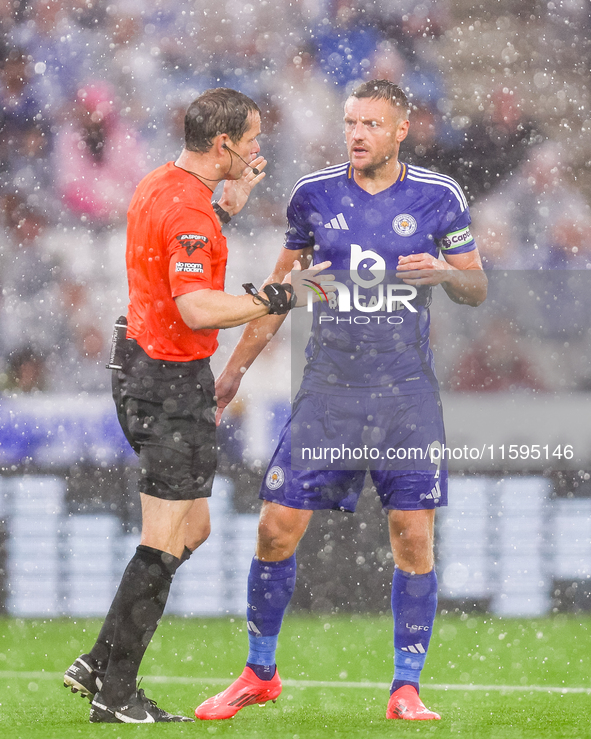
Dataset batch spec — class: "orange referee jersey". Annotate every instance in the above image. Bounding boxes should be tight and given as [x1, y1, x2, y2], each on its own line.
[125, 162, 228, 361]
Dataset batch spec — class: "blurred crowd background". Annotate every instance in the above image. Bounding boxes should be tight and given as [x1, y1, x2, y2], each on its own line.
[2, 0, 591, 619]
[1, 0, 591, 402]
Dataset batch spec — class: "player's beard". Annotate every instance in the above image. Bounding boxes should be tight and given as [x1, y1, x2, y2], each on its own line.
[350, 150, 398, 179]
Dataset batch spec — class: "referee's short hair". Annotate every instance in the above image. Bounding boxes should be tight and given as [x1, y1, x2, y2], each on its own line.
[184, 88, 261, 153]
[349, 79, 410, 117]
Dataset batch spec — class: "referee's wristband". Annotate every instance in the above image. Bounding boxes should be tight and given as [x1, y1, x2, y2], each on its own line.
[243, 283, 270, 308]
[212, 202, 231, 224]
[243, 282, 296, 315]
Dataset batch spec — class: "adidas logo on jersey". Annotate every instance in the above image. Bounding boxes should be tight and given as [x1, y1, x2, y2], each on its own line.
[324, 213, 349, 230]
[401, 643, 426, 654]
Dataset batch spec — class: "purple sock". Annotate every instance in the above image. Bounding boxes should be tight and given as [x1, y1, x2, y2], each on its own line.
[245, 555, 296, 680]
[390, 568, 438, 695]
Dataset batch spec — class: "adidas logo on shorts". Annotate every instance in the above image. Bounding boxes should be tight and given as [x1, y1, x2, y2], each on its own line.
[425, 482, 441, 501]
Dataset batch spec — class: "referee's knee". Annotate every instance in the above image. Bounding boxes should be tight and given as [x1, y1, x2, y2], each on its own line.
[185, 520, 211, 551]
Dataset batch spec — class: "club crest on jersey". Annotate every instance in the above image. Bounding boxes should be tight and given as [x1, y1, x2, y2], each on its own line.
[266, 465, 285, 490]
[176, 233, 209, 256]
[392, 214, 417, 237]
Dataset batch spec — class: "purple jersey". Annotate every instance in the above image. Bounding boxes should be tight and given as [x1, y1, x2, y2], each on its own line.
[285, 162, 476, 396]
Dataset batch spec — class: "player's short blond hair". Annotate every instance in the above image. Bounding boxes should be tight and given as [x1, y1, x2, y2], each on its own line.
[349, 80, 410, 118]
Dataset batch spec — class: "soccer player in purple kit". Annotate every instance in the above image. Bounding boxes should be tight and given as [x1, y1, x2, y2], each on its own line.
[196, 80, 487, 721]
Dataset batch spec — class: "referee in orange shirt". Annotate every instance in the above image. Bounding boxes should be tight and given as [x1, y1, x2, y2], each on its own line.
[63, 87, 330, 723]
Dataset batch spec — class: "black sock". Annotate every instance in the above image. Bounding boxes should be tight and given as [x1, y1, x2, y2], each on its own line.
[89, 606, 115, 677]
[89, 546, 191, 677]
[99, 545, 180, 705]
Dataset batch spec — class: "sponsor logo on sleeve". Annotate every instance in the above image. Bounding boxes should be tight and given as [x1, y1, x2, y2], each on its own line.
[441, 226, 473, 250]
[176, 233, 209, 256]
[175, 262, 204, 273]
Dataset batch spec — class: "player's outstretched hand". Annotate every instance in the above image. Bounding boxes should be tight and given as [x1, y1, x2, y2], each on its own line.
[218, 155, 267, 216]
[286, 260, 336, 308]
[396, 253, 451, 286]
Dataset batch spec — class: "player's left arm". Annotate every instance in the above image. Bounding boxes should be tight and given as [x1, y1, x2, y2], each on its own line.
[396, 248, 487, 306]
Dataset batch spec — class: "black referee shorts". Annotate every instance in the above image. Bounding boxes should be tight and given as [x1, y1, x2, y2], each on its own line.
[112, 340, 217, 501]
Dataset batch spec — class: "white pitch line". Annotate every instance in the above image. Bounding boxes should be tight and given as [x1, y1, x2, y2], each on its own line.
[2, 671, 591, 695]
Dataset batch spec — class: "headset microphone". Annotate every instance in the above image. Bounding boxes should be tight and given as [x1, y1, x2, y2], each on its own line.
[222, 143, 260, 176]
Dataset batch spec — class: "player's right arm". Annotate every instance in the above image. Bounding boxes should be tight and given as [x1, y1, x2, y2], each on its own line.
[214, 246, 313, 424]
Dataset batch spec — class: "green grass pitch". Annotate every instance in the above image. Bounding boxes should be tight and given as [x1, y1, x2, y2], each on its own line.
[1, 614, 590, 738]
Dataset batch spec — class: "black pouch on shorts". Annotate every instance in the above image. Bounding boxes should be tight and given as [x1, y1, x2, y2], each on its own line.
[106, 316, 129, 370]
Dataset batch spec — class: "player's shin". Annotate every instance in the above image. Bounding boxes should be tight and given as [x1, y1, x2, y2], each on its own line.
[390, 568, 438, 694]
[245, 555, 296, 680]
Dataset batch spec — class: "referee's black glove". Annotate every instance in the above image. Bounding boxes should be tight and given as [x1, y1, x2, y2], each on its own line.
[242, 283, 296, 315]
